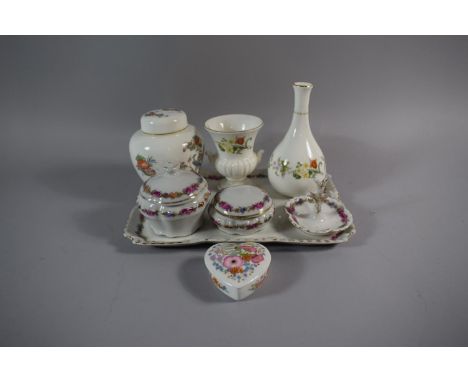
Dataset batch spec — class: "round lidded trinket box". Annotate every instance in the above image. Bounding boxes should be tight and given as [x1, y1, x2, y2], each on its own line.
[209, 185, 274, 235]
[129, 108, 204, 181]
[137, 168, 211, 237]
[204, 242, 271, 300]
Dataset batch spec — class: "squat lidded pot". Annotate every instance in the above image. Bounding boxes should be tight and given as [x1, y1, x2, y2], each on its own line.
[137, 168, 211, 237]
[129, 108, 204, 182]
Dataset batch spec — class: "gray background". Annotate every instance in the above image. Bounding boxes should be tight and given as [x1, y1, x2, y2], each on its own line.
[1, 36, 467, 346]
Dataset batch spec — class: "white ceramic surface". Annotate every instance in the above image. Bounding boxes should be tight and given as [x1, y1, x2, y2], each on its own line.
[209, 184, 274, 235]
[139, 167, 208, 205]
[285, 195, 353, 236]
[124, 171, 356, 246]
[204, 114, 264, 187]
[140, 109, 188, 134]
[204, 242, 271, 300]
[137, 168, 211, 237]
[209, 204, 275, 235]
[268, 82, 327, 197]
[213, 185, 273, 217]
[129, 108, 204, 181]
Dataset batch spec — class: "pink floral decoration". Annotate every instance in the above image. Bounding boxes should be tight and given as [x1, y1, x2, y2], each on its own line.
[251, 254, 264, 264]
[223, 255, 244, 269]
[252, 202, 264, 209]
[183, 183, 200, 195]
[239, 245, 258, 254]
[219, 201, 233, 211]
[179, 207, 195, 216]
[337, 207, 348, 223]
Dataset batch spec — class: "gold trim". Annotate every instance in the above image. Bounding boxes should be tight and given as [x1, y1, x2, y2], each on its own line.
[214, 204, 274, 220]
[139, 192, 211, 218]
[140, 184, 209, 207]
[204, 114, 263, 135]
[293, 82, 313, 88]
[204, 123, 263, 135]
[211, 211, 274, 229]
[141, 124, 189, 136]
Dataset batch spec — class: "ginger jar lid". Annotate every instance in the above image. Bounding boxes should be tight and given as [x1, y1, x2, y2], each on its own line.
[139, 168, 208, 206]
[140, 108, 188, 134]
[213, 185, 273, 218]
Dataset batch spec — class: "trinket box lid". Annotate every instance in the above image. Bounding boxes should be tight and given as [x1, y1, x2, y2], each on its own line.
[141, 108, 188, 135]
[139, 168, 208, 206]
[204, 242, 271, 300]
[213, 185, 273, 218]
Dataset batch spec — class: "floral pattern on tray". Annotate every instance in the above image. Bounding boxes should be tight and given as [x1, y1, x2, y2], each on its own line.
[142, 177, 204, 199]
[217, 136, 252, 154]
[207, 243, 266, 282]
[270, 157, 323, 179]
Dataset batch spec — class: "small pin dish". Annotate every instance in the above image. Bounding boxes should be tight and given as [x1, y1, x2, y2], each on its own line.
[284, 177, 353, 236]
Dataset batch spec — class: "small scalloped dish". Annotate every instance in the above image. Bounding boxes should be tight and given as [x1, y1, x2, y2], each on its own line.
[284, 195, 353, 236]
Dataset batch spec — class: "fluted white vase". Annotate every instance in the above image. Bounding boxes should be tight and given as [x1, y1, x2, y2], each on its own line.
[205, 114, 264, 188]
[268, 82, 326, 197]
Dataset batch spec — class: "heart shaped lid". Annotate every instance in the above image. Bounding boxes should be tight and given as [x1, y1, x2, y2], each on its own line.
[140, 108, 188, 134]
[204, 242, 271, 288]
[139, 168, 208, 206]
[213, 185, 273, 218]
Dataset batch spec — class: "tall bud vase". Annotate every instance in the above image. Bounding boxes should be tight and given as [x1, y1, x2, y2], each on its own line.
[268, 82, 326, 197]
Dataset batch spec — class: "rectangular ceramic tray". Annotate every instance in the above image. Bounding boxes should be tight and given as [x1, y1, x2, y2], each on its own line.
[123, 170, 356, 246]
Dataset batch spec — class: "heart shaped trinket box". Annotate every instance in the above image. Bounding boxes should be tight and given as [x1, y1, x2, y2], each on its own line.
[204, 242, 271, 300]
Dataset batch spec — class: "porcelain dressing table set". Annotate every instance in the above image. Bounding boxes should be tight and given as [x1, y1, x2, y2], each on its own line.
[125, 82, 355, 300]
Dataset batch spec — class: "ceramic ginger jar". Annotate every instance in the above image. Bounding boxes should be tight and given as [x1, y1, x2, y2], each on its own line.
[129, 108, 204, 182]
[268, 82, 327, 197]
